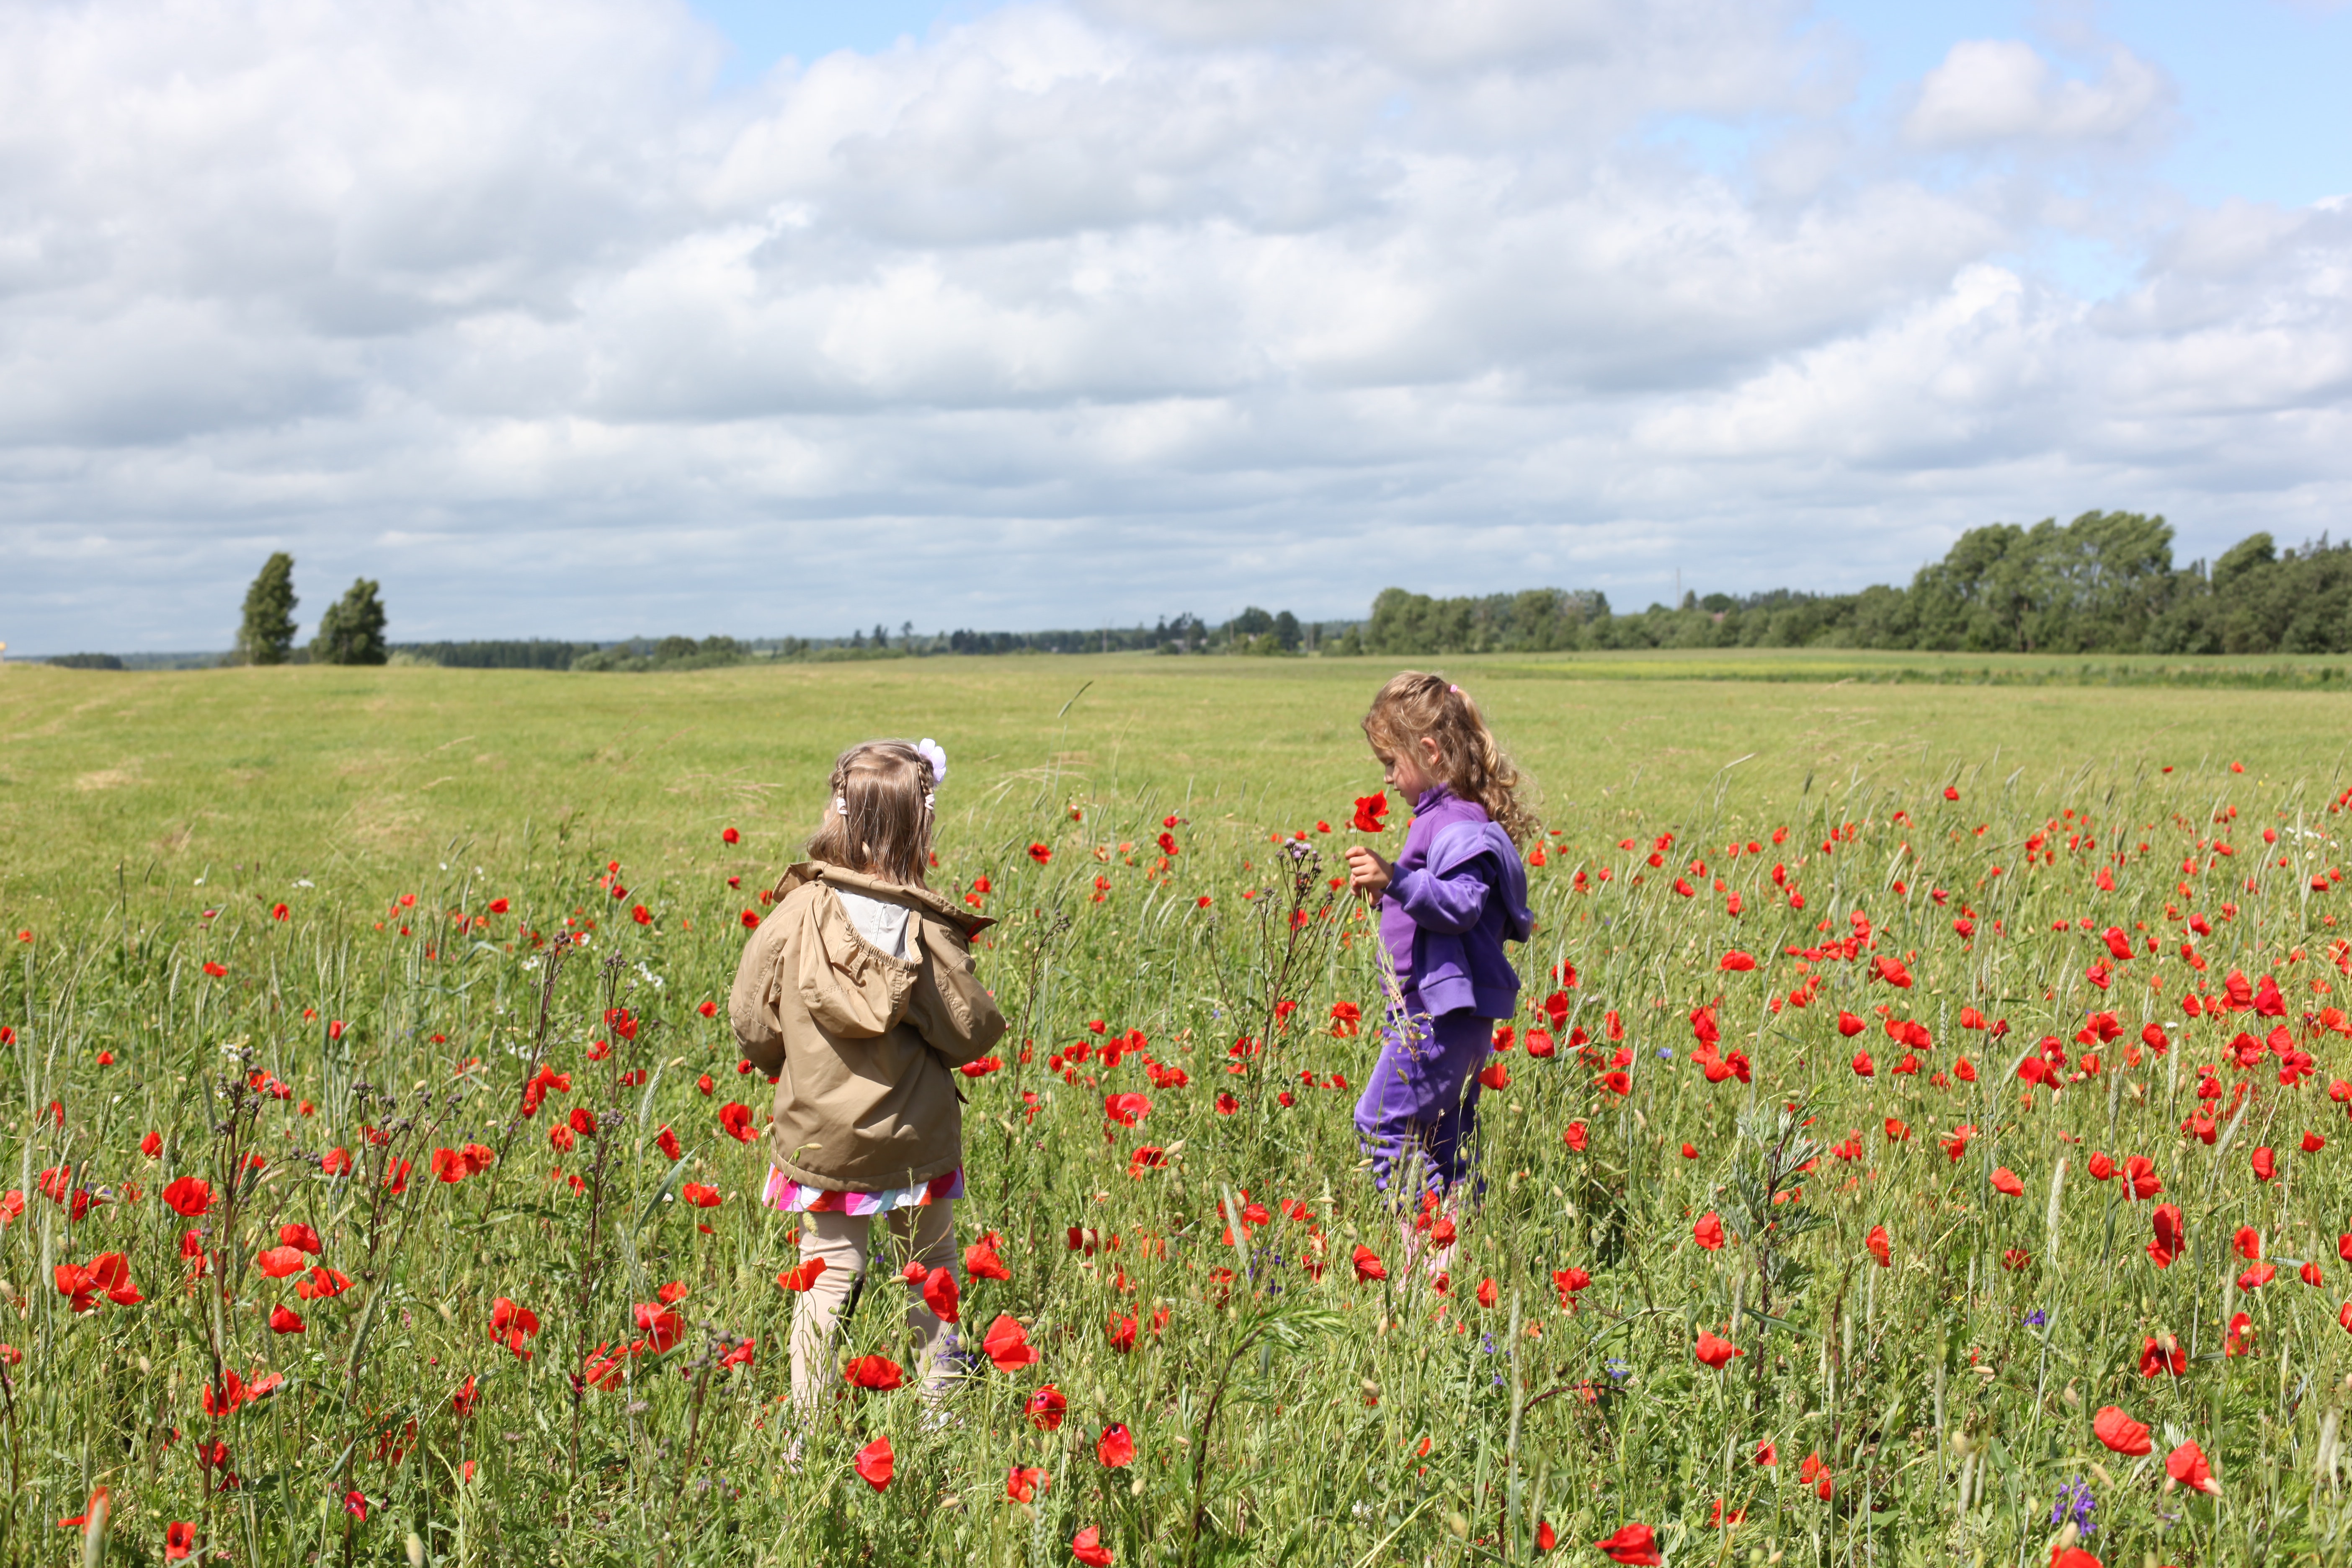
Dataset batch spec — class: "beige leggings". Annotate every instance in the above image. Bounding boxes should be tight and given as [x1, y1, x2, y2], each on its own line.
[789, 1200, 959, 1410]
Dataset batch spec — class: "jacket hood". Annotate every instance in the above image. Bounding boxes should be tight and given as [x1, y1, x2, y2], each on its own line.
[773, 860, 995, 939]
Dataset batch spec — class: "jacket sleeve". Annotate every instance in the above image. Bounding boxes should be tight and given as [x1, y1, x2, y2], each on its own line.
[1387, 824, 1500, 934]
[905, 919, 1010, 1069]
[729, 916, 789, 1079]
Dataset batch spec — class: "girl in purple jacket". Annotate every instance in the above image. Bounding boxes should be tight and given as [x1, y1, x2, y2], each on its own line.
[1344, 673, 1535, 1258]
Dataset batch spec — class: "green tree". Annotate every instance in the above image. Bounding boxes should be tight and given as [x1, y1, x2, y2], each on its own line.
[311, 579, 388, 665]
[237, 553, 299, 665]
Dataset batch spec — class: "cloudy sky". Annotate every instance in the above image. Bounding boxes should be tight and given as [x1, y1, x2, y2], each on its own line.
[3, 0, 2348, 652]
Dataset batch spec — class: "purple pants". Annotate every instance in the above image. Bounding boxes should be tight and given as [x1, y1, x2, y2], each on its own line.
[1352, 1003, 1493, 1197]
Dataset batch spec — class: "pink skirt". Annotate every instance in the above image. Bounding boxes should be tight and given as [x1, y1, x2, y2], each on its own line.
[762, 1165, 963, 1216]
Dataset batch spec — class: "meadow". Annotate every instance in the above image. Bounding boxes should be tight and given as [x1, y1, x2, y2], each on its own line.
[1, 652, 2349, 1567]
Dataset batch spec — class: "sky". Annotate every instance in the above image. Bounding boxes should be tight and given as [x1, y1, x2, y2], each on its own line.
[3, 0, 2349, 652]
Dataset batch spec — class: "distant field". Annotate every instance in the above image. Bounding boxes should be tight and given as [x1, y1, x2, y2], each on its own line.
[5, 652, 2348, 923]
[6, 648, 2352, 1565]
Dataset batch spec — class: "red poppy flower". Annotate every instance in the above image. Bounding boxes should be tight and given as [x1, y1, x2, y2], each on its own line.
[921, 1266, 959, 1324]
[2165, 1440, 2220, 1495]
[2140, 1334, 2187, 1377]
[1865, 1225, 1890, 1267]
[161, 1177, 213, 1217]
[1103, 1093, 1152, 1127]
[2093, 1405, 2152, 1455]
[1026, 1384, 1068, 1430]
[268, 1304, 305, 1334]
[854, 1435, 894, 1491]
[1351, 794, 1390, 833]
[255, 1245, 308, 1279]
[776, 1256, 827, 1293]
[983, 1313, 1039, 1372]
[1006, 1465, 1049, 1503]
[964, 1242, 1012, 1280]
[1072, 1525, 1114, 1567]
[166, 1522, 196, 1560]
[1991, 1167, 2024, 1197]
[201, 962, 227, 978]
[1694, 1212, 1725, 1251]
[1027, 843, 1052, 865]
[1720, 949, 1756, 972]
[722, 826, 740, 844]
[1593, 1524, 1662, 1565]
[718, 1103, 757, 1143]
[1352, 1244, 1387, 1282]
[1096, 1423, 1135, 1467]
[1694, 1330, 1743, 1369]
[843, 1355, 904, 1391]
[2147, 1204, 2184, 1268]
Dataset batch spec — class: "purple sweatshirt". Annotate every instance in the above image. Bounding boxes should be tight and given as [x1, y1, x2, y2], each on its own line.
[1377, 784, 1533, 1019]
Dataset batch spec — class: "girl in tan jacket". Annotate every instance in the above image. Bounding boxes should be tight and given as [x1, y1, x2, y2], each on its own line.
[728, 739, 1007, 1410]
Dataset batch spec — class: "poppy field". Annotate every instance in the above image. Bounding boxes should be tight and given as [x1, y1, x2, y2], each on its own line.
[3, 656, 2351, 1567]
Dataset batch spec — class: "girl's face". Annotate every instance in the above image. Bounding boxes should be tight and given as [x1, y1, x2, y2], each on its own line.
[1375, 734, 1446, 802]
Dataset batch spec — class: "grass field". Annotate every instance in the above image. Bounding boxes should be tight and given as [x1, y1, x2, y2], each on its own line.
[3, 653, 2351, 1567]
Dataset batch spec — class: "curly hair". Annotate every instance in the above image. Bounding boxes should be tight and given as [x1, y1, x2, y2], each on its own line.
[1361, 672, 1538, 847]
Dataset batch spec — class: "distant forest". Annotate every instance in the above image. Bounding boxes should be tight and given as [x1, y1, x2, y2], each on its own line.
[1346, 513, 2352, 658]
[31, 511, 2349, 670]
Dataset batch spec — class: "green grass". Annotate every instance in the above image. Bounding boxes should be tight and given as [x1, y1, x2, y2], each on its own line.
[3, 655, 2351, 1566]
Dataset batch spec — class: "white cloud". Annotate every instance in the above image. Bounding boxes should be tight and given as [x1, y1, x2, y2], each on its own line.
[0, 0, 2344, 652]
[1903, 39, 2173, 147]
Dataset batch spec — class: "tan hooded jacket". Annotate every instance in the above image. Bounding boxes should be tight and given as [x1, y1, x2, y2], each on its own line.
[728, 861, 1007, 1191]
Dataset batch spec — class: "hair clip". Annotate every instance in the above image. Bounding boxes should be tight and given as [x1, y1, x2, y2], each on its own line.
[834, 794, 849, 816]
[1449, 684, 1462, 695]
[916, 738, 947, 786]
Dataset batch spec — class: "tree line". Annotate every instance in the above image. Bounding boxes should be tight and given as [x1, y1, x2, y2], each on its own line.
[231, 554, 389, 665]
[1345, 514, 2352, 657]
[34, 513, 2344, 672]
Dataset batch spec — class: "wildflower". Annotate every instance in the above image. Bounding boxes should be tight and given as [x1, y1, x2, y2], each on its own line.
[1096, 1423, 1135, 1467]
[2148, 1205, 2185, 1269]
[1351, 794, 1389, 833]
[161, 1177, 213, 1217]
[776, 1257, 827, 1292]
[1693, 1212, 1725, 1250]
[1592, 1524, 1661, 1565]
[1991, 1167, 2024, 1197]
[982, 1313, 1040, 1372]
[718, 1103, 757, 1142]
[964, 1241, 1012, 1280]
[2093, 1406, 2151, 1455]
[921, 1266, 959, 1323]
[490, 1297, 541, 1356]
[722, 827, 740, 844]
[2049, 1477, 2098, 1540]
[166, 1522, 196, 1559]
[854, 1435, 894, 1492]
[1694, 1330, 1743, 1369]
[2140, 1335, 2187, 1377]
[843, 1355, 904, 1391]
[1028, 843, 1052, 865]
[1866, 1225, 1891, 1267]
[2164, 1440, 2220, 1495]
[1071, 1525, 1114, 1566]
[1352, 1244, 1387, 1282]
[1006, 1465, 1049, 1503]
[1026, 1384, 1068, 1430]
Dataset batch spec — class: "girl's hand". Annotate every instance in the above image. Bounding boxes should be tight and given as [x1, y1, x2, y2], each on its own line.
[1345, 846, 1393, 900]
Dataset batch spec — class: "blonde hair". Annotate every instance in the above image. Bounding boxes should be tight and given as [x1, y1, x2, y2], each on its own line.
[804, 740, 935, 887]
[1362, 672, 1537, 846]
